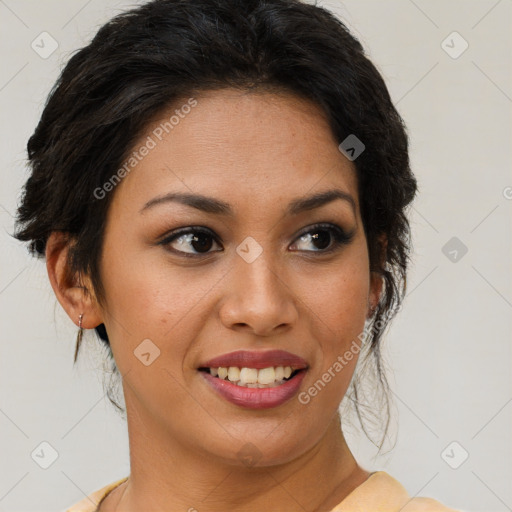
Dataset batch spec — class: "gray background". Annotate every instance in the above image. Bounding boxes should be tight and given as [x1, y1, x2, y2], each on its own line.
[1, 1, 510, 511]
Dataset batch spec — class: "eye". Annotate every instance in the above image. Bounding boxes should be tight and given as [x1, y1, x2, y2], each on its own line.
[159, 227, 222, 258]
[290, 223, 355, 253]
[159, 223, 354, 259]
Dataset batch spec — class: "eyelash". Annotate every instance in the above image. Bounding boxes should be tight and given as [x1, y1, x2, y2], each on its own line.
[158, 223, 355, 259]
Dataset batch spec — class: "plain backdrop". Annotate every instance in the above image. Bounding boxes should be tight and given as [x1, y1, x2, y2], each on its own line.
[0, 1, 510, 511]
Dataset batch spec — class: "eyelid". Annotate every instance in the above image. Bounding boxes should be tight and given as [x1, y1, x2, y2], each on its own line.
[294, 222, 351, 239]
[290, 222, 355, 252]
[157, 226, 222, 258]
[157, 225, 217, 243]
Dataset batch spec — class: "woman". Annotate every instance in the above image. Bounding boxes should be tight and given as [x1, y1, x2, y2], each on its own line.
[14, 0, 459, 510]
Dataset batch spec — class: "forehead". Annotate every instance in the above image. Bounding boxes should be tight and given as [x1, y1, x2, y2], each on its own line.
[110, 89, 359, 217]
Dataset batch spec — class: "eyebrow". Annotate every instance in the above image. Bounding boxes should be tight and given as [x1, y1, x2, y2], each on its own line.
[140, 189, 356, 216]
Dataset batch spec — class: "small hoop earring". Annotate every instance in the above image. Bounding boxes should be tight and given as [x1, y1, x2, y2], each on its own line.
[74, 313, 84, 363]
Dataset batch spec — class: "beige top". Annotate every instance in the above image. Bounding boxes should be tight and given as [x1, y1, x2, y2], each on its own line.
[65, 471, 460, 511]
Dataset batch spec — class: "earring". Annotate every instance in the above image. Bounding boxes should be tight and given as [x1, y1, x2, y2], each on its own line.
[74, 313, 84, 363]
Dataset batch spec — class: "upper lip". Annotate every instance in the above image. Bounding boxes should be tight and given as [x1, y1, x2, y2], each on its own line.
[199, 350, 308, 370]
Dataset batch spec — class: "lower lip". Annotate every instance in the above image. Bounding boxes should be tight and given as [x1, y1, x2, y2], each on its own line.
[200, 370, 307, 409]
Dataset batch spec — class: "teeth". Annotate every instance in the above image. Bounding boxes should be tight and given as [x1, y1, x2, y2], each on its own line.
[227, 367, 240, 382]
[208, 366, 296, 387]
[240, 367, 258, 384]
[257, 367, 276, 385]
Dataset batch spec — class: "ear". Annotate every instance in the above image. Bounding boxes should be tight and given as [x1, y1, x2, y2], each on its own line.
[367, 233, 387, 318]
[45, 231, 103, 329]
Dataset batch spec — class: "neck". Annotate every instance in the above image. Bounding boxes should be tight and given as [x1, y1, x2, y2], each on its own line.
[102, 401, 369, 512]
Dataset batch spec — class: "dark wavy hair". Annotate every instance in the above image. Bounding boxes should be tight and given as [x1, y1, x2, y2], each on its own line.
[14, 0, 417, 449]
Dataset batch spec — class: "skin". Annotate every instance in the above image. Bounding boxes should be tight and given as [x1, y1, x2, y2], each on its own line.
[46, 89, 384, 512]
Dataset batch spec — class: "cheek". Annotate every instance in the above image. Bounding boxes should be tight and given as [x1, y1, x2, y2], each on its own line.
[306, 249, 370, 340]
[300, 250, 369, 398]
[97, 241, 203, 369]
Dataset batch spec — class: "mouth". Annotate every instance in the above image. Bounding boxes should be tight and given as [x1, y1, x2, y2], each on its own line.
[198, 350, 308, 409]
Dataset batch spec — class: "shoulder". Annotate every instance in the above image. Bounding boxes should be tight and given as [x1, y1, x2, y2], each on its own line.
[331, 471, 461, 512]
[401, 496, 461, 511]
[64, 477, 128, 512]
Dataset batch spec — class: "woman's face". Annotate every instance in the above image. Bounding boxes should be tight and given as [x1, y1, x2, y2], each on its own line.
[96, 89, 380, 466]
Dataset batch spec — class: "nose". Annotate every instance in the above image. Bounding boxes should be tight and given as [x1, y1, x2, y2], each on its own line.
[218, 250, 299, 337]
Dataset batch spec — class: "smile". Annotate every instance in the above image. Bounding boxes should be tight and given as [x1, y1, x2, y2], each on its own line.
[198, 350, 308, 409]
